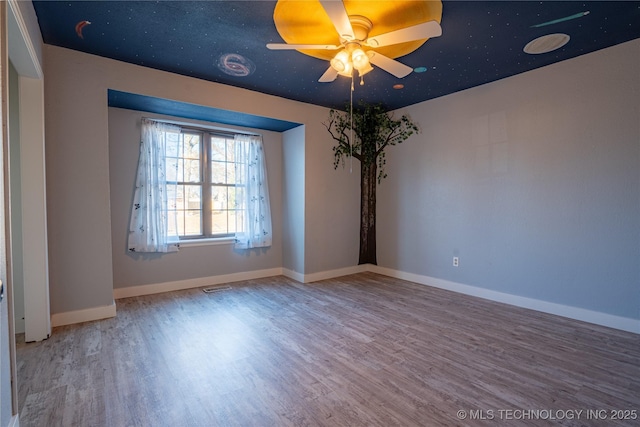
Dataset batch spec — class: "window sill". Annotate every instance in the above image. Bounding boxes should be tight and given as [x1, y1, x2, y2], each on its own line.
[179, 237, 235, 248]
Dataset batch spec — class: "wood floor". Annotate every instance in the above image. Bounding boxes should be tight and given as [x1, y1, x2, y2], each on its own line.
[16, 273, 640, 426]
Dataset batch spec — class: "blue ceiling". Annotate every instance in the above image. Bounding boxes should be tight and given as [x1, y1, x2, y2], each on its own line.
[34, 1, 640, 113]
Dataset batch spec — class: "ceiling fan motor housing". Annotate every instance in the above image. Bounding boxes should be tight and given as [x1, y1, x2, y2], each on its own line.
[347, 15, 373, 42]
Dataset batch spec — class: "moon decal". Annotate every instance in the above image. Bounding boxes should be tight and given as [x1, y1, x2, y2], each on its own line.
[75, 20, 91, 39]
[216, 53, 256, 77]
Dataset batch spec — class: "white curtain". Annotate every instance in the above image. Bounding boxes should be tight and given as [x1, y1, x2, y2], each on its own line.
[234, 134, 272, 249]
[128, 119, 180, 253]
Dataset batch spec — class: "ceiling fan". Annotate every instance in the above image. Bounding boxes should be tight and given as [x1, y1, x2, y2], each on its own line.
[266, 0, 442, 83]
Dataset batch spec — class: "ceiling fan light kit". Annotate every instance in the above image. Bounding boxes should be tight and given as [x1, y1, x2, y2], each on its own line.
[351, 48, 369, 69]
[267, 0, 443, 83]
[330, 42, 374, 81]
[330, 50, 351, 73]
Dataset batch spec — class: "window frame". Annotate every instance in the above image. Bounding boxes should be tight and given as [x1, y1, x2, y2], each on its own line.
[165, 123, 250, 242]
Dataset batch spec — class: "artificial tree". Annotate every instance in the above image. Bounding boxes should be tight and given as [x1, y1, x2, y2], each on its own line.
[325, 102, 419, 265]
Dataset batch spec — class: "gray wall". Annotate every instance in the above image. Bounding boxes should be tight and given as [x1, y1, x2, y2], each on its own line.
[44, 36, 638, 322]
[108, 107, 283, 288]
[304, 122, 360, 273]
[282, 125, 305, 274]
[44, 44, 359, 314]
[378, 40, 640, 319]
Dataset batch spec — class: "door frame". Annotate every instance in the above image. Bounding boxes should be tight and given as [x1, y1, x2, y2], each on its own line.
[1, 2, 19, 420]
[2, 0, 49, 422]
[7, 0, 50, 344]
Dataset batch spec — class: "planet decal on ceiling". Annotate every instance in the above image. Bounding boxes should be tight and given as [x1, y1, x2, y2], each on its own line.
[217, 53, 256, 77]
[75, 20, 91, 39]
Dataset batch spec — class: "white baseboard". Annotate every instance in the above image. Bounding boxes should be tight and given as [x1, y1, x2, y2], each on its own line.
[113, 265, 366, 300]
[370, 265, 640, 335]
[302, 264, 369, 283]
[51, 301, 116, 327]
[113, 267, 284, 299]
[283, 264, 368, 283]
[282, 268, 304, 283]
[107, 263, 638, 335]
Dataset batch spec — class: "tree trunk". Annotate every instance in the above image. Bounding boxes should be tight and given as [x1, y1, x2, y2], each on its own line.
[359, 160, 377, 265]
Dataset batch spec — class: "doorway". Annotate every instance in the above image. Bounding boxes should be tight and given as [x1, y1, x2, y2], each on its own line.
[6, 0, 50, 343]
[1, 1, 51, 425]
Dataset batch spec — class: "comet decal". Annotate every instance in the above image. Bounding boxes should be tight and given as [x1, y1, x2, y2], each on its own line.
[75, 20, 91, 39]
[531, 11, 589, 28]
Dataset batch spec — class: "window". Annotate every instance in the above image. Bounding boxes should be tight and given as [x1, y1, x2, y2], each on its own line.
[128, 119, 272, 253]
[165, 128, 243, 239]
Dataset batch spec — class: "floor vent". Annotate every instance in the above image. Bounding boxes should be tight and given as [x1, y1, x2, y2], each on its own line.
[202, 286, 232, 294]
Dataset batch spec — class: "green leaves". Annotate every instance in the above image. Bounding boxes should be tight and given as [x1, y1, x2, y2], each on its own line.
[324, 101, 419, 182]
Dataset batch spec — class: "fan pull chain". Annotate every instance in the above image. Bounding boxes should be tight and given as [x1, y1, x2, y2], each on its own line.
[350, 73, 354, 173]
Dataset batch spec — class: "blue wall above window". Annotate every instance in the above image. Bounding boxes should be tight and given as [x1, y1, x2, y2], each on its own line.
[108, 90, 301, 132]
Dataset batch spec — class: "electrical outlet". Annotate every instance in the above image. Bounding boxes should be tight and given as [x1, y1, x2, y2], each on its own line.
[453, 257, 459, 267]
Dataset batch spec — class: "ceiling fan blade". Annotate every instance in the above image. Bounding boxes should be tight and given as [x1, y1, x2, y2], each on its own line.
[319, 67, 338, 83]
[366, 21, 442, 47]
[367, 52, 413, 78]
[319, 0, 355, 41]
[267, 43, 340, 50]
